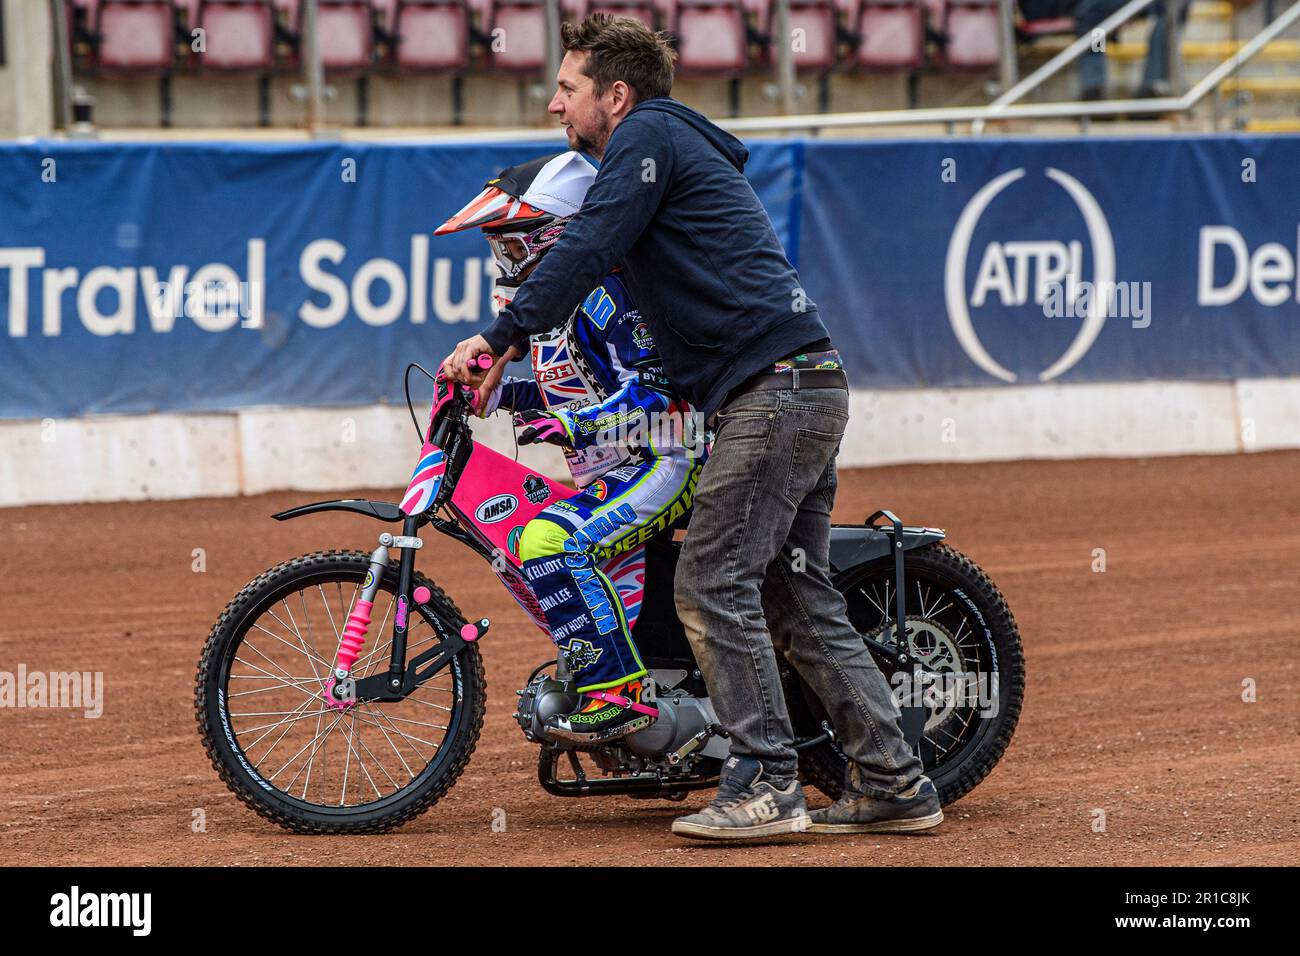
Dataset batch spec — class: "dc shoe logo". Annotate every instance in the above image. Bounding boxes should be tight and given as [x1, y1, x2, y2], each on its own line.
[522, 474, 549, 505]
[743, 793, 780, 823]
[561, 638, 604, 673]
[946, 167, 1116, 383]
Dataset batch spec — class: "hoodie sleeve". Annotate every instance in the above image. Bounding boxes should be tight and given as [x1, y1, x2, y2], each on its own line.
[481, 113, 676, 356]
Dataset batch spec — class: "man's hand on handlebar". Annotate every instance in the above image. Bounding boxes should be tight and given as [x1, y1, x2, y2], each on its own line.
[473, 345, 520, 417]
[442, 334, 495, 384]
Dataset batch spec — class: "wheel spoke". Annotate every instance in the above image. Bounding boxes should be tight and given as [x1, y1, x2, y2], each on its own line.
[248, 620, 333, 674]
[216, 565, 467, 816]
[242, 700, 326, 751]
[276, 710, 348, 786]
[231, 655, 322, 701]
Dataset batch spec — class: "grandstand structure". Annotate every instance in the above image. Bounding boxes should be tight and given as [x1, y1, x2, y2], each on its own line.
[1, 0, 1297, 136]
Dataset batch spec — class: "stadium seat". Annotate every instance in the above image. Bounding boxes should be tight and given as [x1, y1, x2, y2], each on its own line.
[393, 0, 471, 71]
[854, 0, 923, 69]
[588, 0, 657, 27]
[942, 0, 1000, 69]
[463, 0, 493, 27]
[173, 0, 200, 27]
[272, 0, 302, 27]
[318, 0, 376, 71]
[94, 0, 176, 73]
[195, 1, 277, 72]
[1018, 14, 1073, 38]
[674, 0, 748, 76]
[487, 1, 548, 72]
[743, 0, 838, 71]
[372, 0, 400, 31]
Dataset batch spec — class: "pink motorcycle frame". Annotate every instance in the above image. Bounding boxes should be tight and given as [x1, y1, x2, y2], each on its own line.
[285, 359, 648, 711]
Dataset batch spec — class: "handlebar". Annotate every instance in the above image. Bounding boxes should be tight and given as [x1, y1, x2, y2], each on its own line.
[425, 352, 499, 443]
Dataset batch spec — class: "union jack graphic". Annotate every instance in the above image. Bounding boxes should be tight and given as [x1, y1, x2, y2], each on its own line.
[400, 446, 446, 515]
[603, 546, 647, 631]
[532, 334, 592, 407]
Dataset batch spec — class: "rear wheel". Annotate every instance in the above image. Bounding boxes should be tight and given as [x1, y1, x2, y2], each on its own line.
[793, 542, 1024, 806]
[195, 550, 486, 834]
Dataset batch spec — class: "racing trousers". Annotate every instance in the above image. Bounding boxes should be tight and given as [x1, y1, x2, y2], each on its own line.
[519, 454, 702, 693]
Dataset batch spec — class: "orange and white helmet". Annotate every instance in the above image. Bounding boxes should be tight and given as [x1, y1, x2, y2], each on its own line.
[435, 151, 597, 283]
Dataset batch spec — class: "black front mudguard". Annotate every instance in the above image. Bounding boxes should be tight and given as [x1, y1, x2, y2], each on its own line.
[272, 498, 405, 523]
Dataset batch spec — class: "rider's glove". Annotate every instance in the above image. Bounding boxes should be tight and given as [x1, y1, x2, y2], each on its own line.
[513, 409, 574, 448]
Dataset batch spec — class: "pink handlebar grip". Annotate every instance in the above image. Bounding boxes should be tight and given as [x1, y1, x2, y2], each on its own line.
[473, 354, 494, 370]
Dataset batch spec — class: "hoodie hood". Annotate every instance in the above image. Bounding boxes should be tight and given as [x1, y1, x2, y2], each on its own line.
[627, 97, 749, 171]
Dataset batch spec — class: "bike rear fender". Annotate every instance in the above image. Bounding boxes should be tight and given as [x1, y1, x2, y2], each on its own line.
[829, 523, 945, 574]
[272, 499, 405, 523]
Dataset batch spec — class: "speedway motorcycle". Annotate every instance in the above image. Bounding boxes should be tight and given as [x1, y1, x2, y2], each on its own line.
[195, 359, 1025, 834]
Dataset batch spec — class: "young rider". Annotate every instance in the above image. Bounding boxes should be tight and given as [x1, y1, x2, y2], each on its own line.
[435, 151, 704, 743]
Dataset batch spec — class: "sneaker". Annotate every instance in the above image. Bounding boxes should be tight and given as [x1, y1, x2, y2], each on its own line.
[545, 679, 658, 744]
[807, 773, 943, 834]
[671, 756, 810, 841]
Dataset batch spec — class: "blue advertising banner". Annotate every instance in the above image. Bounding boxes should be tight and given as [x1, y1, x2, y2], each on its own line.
[0, 134, 1297, 420]
[800, 134, 1300, 389]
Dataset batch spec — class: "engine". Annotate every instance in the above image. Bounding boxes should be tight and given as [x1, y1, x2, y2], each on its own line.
[512, 667, 725, 762]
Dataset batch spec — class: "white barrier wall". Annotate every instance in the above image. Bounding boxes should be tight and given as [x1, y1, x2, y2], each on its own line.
[2, 379, 1298, 508]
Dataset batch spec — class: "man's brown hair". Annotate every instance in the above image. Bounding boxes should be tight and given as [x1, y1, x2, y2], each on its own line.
[560, 13, 676, 103]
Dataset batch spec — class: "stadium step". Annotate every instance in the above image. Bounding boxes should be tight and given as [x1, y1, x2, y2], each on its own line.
[1219, 75, 1300, 94]
[1242, 117, 1300, 131]
[1032, 37, 1300, 62]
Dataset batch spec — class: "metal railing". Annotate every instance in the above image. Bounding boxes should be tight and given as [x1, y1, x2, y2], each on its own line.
[723, 0, 1300, 135]
[972, 0, 1165, 134]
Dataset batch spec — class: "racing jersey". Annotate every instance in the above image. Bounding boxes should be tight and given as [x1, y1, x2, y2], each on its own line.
[490, 271, 701, 488]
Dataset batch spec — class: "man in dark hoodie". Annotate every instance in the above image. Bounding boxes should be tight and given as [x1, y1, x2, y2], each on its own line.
[444, 13, 941, 841]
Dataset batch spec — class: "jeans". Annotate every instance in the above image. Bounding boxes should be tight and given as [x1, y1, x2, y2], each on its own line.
[1078, 0, 1186, 95]
[674, 384, 924, 796]
[1021, 0, 1187, 97]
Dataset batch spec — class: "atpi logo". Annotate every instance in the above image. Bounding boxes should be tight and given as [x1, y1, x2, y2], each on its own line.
[945, 168, 1116, 383]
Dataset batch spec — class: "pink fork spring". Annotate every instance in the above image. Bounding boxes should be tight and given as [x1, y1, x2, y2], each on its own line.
[334, 599, 374, 676]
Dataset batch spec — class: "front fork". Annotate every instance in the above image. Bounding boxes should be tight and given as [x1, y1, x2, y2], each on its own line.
[322, 515, 488, 709]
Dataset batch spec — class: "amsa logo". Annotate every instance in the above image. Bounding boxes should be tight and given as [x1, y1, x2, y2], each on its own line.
[475, 494, 518, 524]
[945, 168, 1115, 383]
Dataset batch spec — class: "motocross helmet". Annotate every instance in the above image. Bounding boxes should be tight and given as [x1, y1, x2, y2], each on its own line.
[435, 152, 597, 305]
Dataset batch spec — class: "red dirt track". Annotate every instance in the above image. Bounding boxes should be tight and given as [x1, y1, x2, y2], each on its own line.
[3, 452, 1298, 866]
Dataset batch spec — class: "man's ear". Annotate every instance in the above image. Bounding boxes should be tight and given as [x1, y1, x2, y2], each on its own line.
[609, 80, 636, 118]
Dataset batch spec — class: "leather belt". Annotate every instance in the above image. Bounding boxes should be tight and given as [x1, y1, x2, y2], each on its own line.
[727, 366, 848, 403]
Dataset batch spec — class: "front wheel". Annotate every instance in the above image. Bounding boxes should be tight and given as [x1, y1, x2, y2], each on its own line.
[793, 542, 1025, 806]
[195, 550, 486, 834]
